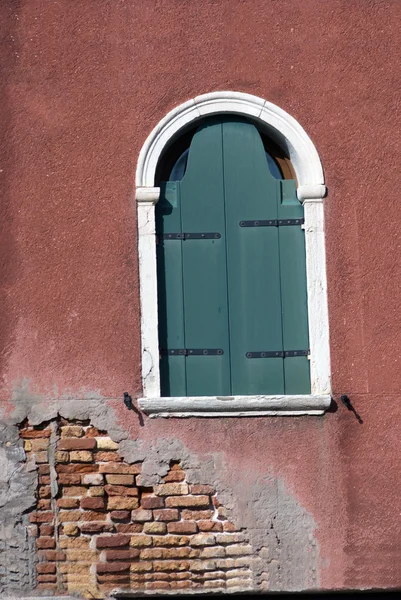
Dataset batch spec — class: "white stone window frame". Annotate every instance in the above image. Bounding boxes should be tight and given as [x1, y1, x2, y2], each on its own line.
[136, 92, 331, 417]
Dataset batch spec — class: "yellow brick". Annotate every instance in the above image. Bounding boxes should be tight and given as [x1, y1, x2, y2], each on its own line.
[154, 483, 188, 496]
[130, 561, 152, 572]
[59, 563, 92, 574]
[63, 523, 79, 536]
[151, 536, 189, 547]
[59, 536, 91, 549]
[61, 426, 84, 438]
[31, 439, 50, 452]
[56, 451, 69, 463]
[69, 451, 93, 462]
[67, 549, 98, 562]
[88, 486, 105, 497]
[107, 496, 139, 510]
[129, 535, 152, 548]
[143, 522, 167, 534]
[24, 440, 32, 451]
[95, 437, 119, 450]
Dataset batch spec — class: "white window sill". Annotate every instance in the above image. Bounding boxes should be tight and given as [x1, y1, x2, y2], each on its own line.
[139, 395, 331, 417]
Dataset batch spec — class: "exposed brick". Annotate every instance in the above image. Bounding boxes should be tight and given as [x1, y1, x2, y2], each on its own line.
[40, 550, 66, 561]
[110, 510, 131, 520]
[107, 496, 139, 510]
[96, 535, 131, 548]
[81, 496, 105, 510]
[131, 508, 153, 522]
[31, 439, 50, 452]
[181, 509, 214, 520]
[29, 511, 54, 523]
[58, 438, 96, 450]
[38, 464, 50, 474]
[57, 464, 99, 473]
[57, 498, 80, 509]
[105, 474, 135, 485]
[115, 523, 143, 534]
[97, 574, 131, 583]
[67, 549, 98, 562]
[36, 563, 56, 574]
[140, 547, 163, 560]
[59, 536, 91, 549]
[37, 499, 51, 510]
[226, 577, 252, 588]
[234, 556, 253, 567]
[130, 561, 153, 572]
[27, 525, 38, 537]
[162, 547, 193, 559]
[58, 510, 81, 522]
[191, 559, 217, 572]
[151, 535, 189, 547]
[95, 436, 119, 450]
[215, 532, 245, 544]
[129, 535, 152, 548]
[88, 486, 105, 497]
[190, 533, 216, 546]
[39, 524, 54, 536]
[69, 450, 93, 462]
[55, 451, 69, 463]
[105, 484, 138, 497]
[63, 523, 79, 536]
[79, 522, 110, 534]
[170, 581, 192, 589]
[154, 483, 188, 496]
[61, 426, 84, 437]
[198, 519, 223, 532]
[145, 572, 170, 581]
[82, 473, 103, 485]
[223, 521, 239, 532]
[225, 543, 253, 556]
[58, 473, 81, 485]
[38, 475, 50, 485]
[217, 505, 228, 520]
[165, 495, 210, 508]
[163, 469, 185, 483]
[200, 546, 225, 558]
[62, 486, 87, 496]
[96, 451, 121, 462]
[104, 549, 140, 561]
[143, 522, 167, 534]
[96, 562, 130, 574]
[36, 583, 58, 591]
[189, 484, 215, 495]
[153, 508, 179, 522]
[167, 521, 197, 534]
[226, 567, 252, 579]
[84, 427, 104, 437]
[80, 510, 107, 521]
[21, 428, 51, 438]
[36, 537, 55, 549]
[58, 562, 91, 574]
[99, 463, 141, 474]
[141, 495, 164, 509]
[34, 451, 49, 463]
[146, 581, 170, 590]
[152, 560, 190, 572]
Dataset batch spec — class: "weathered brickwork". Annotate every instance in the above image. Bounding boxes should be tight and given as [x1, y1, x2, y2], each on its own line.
[20, 419, 256, 597]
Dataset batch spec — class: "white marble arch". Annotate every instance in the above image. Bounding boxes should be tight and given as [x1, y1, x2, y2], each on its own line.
[135, 91, 331, 417]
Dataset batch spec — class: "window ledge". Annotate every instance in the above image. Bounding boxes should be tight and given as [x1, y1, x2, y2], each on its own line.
[139, 395, 331, 417]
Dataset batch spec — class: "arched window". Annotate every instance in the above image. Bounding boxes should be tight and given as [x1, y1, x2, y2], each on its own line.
[156, 116, 309, 398]
[136, 92, 330, 416]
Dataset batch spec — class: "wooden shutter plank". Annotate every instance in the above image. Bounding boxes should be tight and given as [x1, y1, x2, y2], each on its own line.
[222, 119, 285, 395]
[278, 180, 310, 393]
[179, 122, 231, 396]
[156, 182, 186, 396]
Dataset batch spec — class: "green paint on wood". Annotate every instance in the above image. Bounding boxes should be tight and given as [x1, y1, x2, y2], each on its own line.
[156, 118, 310, 397]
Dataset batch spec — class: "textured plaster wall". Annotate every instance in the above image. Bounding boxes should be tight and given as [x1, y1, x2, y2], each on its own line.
[0, 0, 400, 594]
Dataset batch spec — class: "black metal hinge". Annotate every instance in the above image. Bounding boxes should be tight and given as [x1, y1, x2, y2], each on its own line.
[160, 349, 224, 356]
[157, 232, 221, 241]
[239, 219, 304, 227]
[246, 349, 309, 358]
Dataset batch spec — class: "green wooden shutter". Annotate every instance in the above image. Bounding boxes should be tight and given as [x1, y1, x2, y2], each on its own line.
[157, 117, 310, 397]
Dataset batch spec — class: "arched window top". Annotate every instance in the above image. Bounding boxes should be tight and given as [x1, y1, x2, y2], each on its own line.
[156, 115, 296, 183]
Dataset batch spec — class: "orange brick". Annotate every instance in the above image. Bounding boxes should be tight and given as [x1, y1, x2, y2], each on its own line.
[115, 523, 143, 534]
[182, 509, 214, 520]
[99, 463, 141, 474]
[105, 474, 134, 485]
[36, 537, 55, 549]
[36, 563, 56, 574]
[21, 428, 51, 438]
[79, 510, 107, 521]
[80, 497, 105, 510]
[62, 486, 87, 496]
[163, 470, 185, 483]
[57, 498, 80, 509]
[58, 474, 82, 485]
[166, 495, 210, 508]
[39, 524, 54, 536]
[153, 508, 179, 522]
[107, 496, 139, 510]
[151, 535, 189, 547]
[31, 439, 50, 452]
[189, 484, 215, 495]
[104, 484, 138, 497]
[152, 560, 190, 572]
[58, 510, 81, 522]
[95, 451, 121, 462]
[29, 511, 54, 523]
[198, 520, 223, 532]
[57, 464, 99, 473]
[167, 521, 197, 534]
[58, 438, 96, 450]
[39, 550, 66, 561]
[37, 499, 51, 510]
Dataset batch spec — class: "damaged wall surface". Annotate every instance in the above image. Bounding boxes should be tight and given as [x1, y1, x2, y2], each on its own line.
[1, 0, 400, 597]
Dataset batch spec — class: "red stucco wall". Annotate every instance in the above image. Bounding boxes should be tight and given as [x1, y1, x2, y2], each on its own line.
[1, 0, 400, 591]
